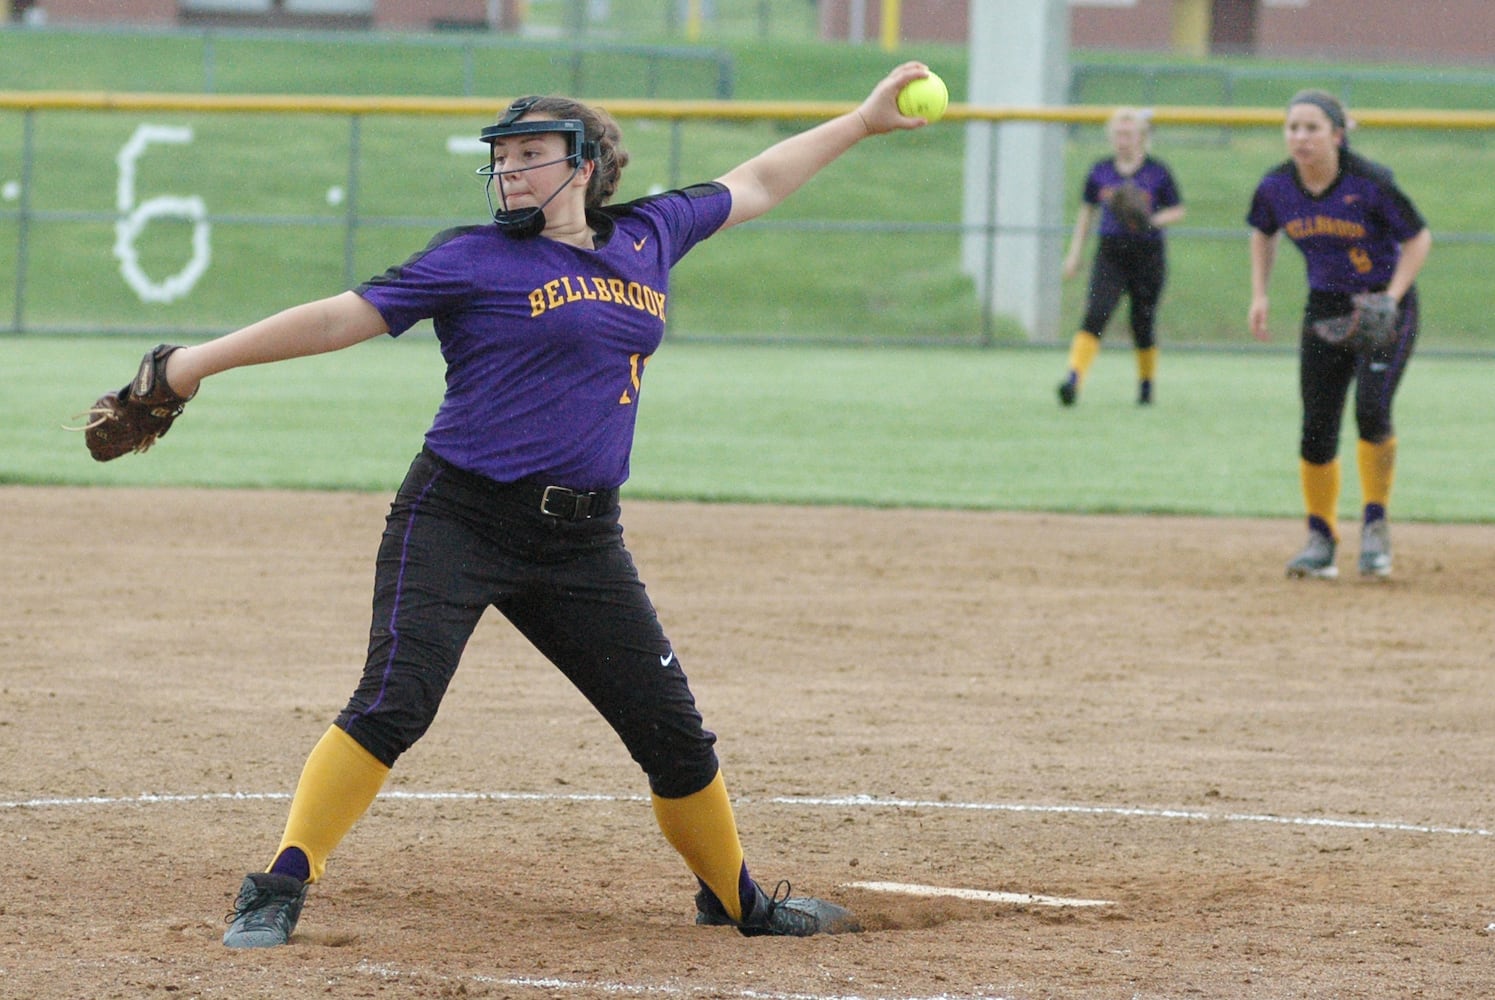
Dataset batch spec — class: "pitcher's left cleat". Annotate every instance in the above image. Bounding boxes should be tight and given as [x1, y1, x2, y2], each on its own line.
[696, 879, 862, 937]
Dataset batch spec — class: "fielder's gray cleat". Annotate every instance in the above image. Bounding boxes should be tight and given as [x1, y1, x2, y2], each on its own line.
[695, 879, 862, 937]
[1286, 531, 1337, 579]
[223, 872, 307, 948]
[1359, 520, 1392, 578]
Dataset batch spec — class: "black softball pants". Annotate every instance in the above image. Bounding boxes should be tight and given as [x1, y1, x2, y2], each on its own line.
[1081, 235, 1167, 348]
[1298, 287, 1419, 465]
[335, 447, 720, 799]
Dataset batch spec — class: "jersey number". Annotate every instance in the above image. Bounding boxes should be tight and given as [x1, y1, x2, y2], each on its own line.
[619, 353, 651, 404]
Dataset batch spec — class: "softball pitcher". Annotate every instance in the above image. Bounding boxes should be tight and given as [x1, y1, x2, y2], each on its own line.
[1058, 107, 1186, 406]
[81, 63, 941, 948]
[1247, 90, 1432, 579]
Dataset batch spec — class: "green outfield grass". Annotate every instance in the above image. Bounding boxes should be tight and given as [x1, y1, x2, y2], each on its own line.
[8, 335, 1490, 523]
[1, 32, 1490, 521]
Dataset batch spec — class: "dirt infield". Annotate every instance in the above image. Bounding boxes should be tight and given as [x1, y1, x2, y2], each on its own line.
[3, 485, 1491, 1000]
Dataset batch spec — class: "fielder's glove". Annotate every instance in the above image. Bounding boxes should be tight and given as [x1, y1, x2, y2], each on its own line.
[1310, 292, 1399, 350]
[72, 344, 195, 461]
[1107, 182, 1152, 233]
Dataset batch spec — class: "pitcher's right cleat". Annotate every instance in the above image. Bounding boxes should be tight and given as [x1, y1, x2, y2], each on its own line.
[695, 879, 862, 937]
[1286, 531, 1337, 579]
[223, 872, 308, 948]
[1359, 520, 1392, 578]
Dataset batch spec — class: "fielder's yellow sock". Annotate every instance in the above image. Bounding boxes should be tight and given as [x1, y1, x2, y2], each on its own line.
[1065, 331, 1102, 383]
[273, 725, 390, 883]
[651, 770, 746, 921]
[1357, 437, 1397, 512]
[1136, 346, 1158, 383]
[1300, 458, 1341, 540]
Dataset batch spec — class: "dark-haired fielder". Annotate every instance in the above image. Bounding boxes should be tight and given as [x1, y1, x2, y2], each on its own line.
[1246, 90, 1431, 580]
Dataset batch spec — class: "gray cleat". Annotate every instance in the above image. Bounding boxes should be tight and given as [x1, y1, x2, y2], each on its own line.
[1359, 520, 1392, 578]
[1286, 531, 1337, 579]
[223, 872, 307, 948]
[696, 879, 862, 937]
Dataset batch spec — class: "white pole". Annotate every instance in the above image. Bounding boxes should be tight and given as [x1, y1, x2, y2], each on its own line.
[961, 0, 1070, 342]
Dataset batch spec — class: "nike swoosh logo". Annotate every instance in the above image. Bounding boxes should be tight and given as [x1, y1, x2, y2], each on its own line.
[633, 237, 648, 251]
[660, 650, 675, 667]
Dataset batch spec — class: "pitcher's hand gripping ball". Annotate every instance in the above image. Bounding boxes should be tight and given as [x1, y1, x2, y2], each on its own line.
[897, 71, 948, 123]
[72, 344, 195, 461]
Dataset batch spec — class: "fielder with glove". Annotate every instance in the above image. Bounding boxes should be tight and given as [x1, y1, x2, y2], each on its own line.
[1247, 89, 1432, 580]
[1058, 107, 1185, 407]
[79, 62, 943, 951]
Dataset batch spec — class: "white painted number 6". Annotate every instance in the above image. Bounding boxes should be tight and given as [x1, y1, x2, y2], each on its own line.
[113, 124, 212, 304]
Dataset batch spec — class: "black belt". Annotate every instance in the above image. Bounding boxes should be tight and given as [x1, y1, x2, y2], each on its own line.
[533, 483, 617, 521]
[418, 448, 616, 522]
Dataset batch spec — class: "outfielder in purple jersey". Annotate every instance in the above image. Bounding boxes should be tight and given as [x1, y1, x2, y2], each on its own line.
[1247, 89, 1432, 581]
[128, 62, 946, 947]
[1058, 107, 1186, 406]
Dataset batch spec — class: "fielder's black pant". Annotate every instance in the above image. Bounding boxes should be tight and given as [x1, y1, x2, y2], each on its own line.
[1081, 235, 1167, 348]
[1298, 287, 1419, 464]
[335, 447, 720, 799]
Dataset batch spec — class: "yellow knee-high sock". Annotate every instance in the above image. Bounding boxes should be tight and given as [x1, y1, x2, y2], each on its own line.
[651, 771, 747, 921]
[1357, 437, 1397, 514]
[1066, 331, 1102, 383]
[1136, 346, 1158, 383]
[273, 726, 391, 883]
[1300, 458, 1341, 539]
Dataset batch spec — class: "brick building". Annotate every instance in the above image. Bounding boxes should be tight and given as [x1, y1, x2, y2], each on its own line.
[12, 1, 1494, 66]
[821, 0, 1494, 65]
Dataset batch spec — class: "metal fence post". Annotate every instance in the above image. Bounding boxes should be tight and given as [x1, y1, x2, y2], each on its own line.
[669, 118, 683, 189]
[978, 119, 1000, 348]
[12, 109, 35, 333]
[343, 115, 362, 292]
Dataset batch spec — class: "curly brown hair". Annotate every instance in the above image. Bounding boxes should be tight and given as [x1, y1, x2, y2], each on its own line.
[509, 96, 630, 207]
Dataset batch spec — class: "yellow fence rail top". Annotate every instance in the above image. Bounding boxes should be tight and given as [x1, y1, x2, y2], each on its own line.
[2, 91, 1493, 130]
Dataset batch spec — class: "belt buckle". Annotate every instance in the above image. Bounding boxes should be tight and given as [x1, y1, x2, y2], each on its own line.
[539, 485, 573, 519]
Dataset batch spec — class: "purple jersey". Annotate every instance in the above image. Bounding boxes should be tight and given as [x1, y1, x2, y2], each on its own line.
[1083, 157, 1182, 240]
[357, 183, 732, 490]
[1247, 150, 1425, 295]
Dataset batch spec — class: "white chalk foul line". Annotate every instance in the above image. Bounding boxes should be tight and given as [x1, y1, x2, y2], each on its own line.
[1, 789, 1489, 840]
[357, 961, 1017, 1000]
[766, 794, 1495, 839]
[846, 881, 1112, 908]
